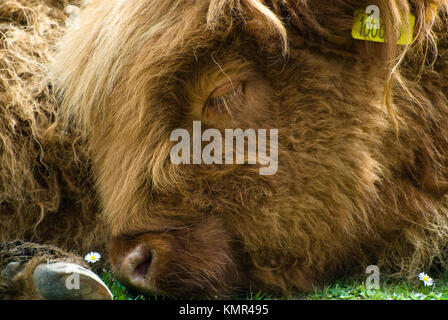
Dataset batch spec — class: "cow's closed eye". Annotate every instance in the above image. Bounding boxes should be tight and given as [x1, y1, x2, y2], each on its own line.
[203, 82, 246, 120]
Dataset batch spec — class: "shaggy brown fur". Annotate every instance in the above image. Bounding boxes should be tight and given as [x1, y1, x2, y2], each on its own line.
[0, 0, 105, 299]
[0, 0, 104, 251]
[1, 0, 448, 298]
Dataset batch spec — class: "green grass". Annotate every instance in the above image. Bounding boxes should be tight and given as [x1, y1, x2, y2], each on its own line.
[100, 270, 448, 300]
[298, 276, 448, 300]
[101, 270, 159, 300]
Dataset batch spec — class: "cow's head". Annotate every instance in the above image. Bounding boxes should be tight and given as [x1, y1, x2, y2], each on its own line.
[52, 0, 445, 297]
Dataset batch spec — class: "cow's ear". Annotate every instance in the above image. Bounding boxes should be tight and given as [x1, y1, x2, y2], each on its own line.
[262, 0, 446, 125]
[261, 0, 446, 47]
[379, 0, 445, 46]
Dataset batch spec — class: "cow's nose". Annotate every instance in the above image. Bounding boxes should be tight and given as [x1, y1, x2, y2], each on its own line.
[119, 244, 155, 290]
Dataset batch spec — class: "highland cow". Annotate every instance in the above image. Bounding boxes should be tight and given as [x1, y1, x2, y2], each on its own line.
[0, 0, 447, 300]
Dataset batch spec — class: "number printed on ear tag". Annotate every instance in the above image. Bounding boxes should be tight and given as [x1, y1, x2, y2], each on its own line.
[352, 8, 415, 45]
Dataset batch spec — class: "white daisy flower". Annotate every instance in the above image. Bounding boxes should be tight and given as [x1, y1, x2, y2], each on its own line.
[84, 252, 102, 264]
[418, 272, 434, 286]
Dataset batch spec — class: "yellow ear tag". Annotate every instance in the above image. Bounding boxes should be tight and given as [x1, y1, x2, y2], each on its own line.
[352, 8, 415, 45]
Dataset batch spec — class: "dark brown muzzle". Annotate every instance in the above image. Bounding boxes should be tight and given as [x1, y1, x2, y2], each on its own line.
[109, 218, 241, 298]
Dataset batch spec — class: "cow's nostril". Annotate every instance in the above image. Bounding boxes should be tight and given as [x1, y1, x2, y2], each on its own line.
[133, 254, 152, 280]
[121, 244, 154, 289]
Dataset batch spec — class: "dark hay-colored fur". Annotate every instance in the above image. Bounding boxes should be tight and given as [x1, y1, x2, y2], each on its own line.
[0, 0, 104, 252]
[1, 0, 448, 298]
[0, 0, 105, 299]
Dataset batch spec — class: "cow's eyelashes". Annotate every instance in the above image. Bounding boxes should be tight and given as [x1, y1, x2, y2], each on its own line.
[204, 94, 235, 117]
[203, 82, 245, 118]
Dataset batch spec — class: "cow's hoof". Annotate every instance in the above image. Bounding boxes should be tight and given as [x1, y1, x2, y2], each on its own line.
[33, 262, 113, 300]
